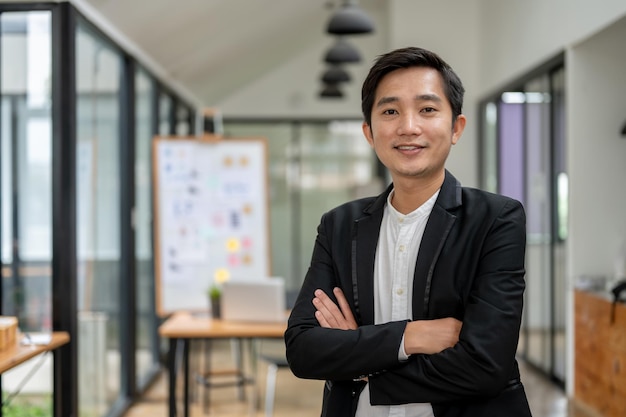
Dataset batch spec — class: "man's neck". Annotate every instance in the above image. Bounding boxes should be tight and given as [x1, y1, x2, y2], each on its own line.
[390, 172, 445, 215]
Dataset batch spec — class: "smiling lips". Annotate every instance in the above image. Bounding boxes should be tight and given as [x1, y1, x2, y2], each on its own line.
[395, 144, 425, 151]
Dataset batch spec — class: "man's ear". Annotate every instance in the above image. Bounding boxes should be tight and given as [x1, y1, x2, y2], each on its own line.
[451, 114, 466, 145]
[362, 122, 374, 148]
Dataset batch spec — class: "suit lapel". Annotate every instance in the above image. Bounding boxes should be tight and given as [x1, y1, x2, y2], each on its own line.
[352, 214, 380, 325]
[412, 205, 456, 318]
[412, 171, 462, 319]
[351, 189, 389, 326]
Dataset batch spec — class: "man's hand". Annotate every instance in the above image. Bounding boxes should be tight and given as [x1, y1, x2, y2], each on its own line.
[313, 287, 461, 356]
[403, 318, 462, 355]
[313, 287, 358, 330]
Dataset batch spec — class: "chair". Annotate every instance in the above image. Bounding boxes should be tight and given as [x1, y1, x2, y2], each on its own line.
[259, 354, 290, 417]
[256, 288, 300, 416]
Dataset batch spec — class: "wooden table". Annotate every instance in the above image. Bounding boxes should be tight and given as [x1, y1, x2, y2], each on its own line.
[0, 331, 70, 417]
[0, 332, 70, 374]
[159, 312, 287, 417]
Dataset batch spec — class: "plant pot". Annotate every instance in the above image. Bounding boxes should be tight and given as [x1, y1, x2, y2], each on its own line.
[210, 296, 221, 319]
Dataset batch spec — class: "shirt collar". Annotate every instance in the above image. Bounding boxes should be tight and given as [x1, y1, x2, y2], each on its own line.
[386, 188, 441, 223]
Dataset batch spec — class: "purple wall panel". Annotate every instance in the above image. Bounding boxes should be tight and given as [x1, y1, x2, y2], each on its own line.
[498, 102, 525, 205]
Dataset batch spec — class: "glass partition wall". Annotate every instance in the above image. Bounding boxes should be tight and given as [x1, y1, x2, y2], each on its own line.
[479, 56, 567, 387]
[223, 120, 382, 293]
[134, 67, 159, 391]
[75, 21, 123, 416]
[0, 9, 54, 415]
[0, 3, 195, 416]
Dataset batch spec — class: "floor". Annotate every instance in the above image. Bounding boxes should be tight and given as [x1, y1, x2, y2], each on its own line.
[124, 339, 600, 417]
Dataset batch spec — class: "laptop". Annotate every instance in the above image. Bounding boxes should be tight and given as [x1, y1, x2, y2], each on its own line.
[221, 277, 287, 323]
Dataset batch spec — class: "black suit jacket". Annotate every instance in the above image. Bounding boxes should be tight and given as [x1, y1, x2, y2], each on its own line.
[284, 171, 532, 417]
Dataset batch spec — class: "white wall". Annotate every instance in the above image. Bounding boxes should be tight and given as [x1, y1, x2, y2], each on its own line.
[477, 0, 626, 95]
[568, 17, 626, 282]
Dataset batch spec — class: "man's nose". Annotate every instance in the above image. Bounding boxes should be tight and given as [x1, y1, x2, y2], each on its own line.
[397, 112, 422, 135]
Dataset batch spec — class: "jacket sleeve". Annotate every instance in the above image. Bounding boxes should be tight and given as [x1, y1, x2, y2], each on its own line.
[368, 199, 527, 404]
[284, 211, 408, 381]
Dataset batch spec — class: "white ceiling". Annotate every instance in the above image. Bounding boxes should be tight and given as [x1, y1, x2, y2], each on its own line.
[76, 0, 381, 107]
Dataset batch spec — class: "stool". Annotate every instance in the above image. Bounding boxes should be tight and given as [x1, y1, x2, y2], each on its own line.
[195, 339, 254, 414]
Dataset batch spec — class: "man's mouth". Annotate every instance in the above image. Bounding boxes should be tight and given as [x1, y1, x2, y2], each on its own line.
[395, 145, 424, 150]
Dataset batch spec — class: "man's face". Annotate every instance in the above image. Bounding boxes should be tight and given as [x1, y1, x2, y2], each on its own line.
[362, 66, 465, 185]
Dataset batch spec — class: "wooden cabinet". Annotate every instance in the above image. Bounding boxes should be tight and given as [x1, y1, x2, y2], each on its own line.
[575, 289, 626, 417]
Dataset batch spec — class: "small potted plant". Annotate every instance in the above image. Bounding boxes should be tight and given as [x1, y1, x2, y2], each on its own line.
[208, 284, 222, 319]
[208, 270, 230, 319]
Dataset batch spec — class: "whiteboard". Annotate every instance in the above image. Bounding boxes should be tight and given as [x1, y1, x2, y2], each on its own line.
[153, 136, 270, 316]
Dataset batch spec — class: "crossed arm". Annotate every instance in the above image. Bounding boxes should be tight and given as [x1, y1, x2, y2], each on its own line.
[313, 287, 462, 355]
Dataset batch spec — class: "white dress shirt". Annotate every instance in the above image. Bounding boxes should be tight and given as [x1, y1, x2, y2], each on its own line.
[355, 189, 439, 417]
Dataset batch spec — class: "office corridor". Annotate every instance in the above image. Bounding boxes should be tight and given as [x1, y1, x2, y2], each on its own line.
[124, 339, 599, 417]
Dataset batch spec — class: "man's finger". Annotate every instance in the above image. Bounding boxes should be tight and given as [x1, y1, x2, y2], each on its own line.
[313, 289, 351, 329]
[315, 310, 330, 328]
[315, 289, 344, 320]
[313, 291, 340, 327]
[333, 287, 357, 329]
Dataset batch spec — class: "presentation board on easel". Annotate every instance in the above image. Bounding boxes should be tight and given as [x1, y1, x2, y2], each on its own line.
[152, 135, 270, 316]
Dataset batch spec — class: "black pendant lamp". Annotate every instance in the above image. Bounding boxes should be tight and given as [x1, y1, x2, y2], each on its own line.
[324, 37, 361, 64]
[319, 83, 344, 98]
[327, 0, 375, 35]
[321, 65, 351, 84]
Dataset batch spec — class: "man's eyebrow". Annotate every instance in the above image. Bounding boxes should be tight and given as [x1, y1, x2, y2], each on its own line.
[375, 94, 443, 108]
[415, 93, 443, 102]
[375, 96, 398, 107]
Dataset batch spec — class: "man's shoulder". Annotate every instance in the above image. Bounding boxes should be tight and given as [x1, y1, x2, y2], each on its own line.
[459, 186, 524, 211]
[327, 195, 380, 217]
[461, 185, 518, 201]
[316, 196, 382, 234]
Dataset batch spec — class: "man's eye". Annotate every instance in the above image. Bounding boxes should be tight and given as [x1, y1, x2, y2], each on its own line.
[422, 107, 436, 113]
[382, 109, 397, 115]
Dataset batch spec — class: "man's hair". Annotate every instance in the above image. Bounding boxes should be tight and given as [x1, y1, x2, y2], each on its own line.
[361, 46, 465, 126]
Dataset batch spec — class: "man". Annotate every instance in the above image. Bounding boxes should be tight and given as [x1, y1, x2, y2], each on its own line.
[284, 46, 532, 417]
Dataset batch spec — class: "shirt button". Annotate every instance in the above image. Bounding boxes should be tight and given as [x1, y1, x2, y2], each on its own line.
[396, 288, 404, 295]
[399, 245, 405, 252]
